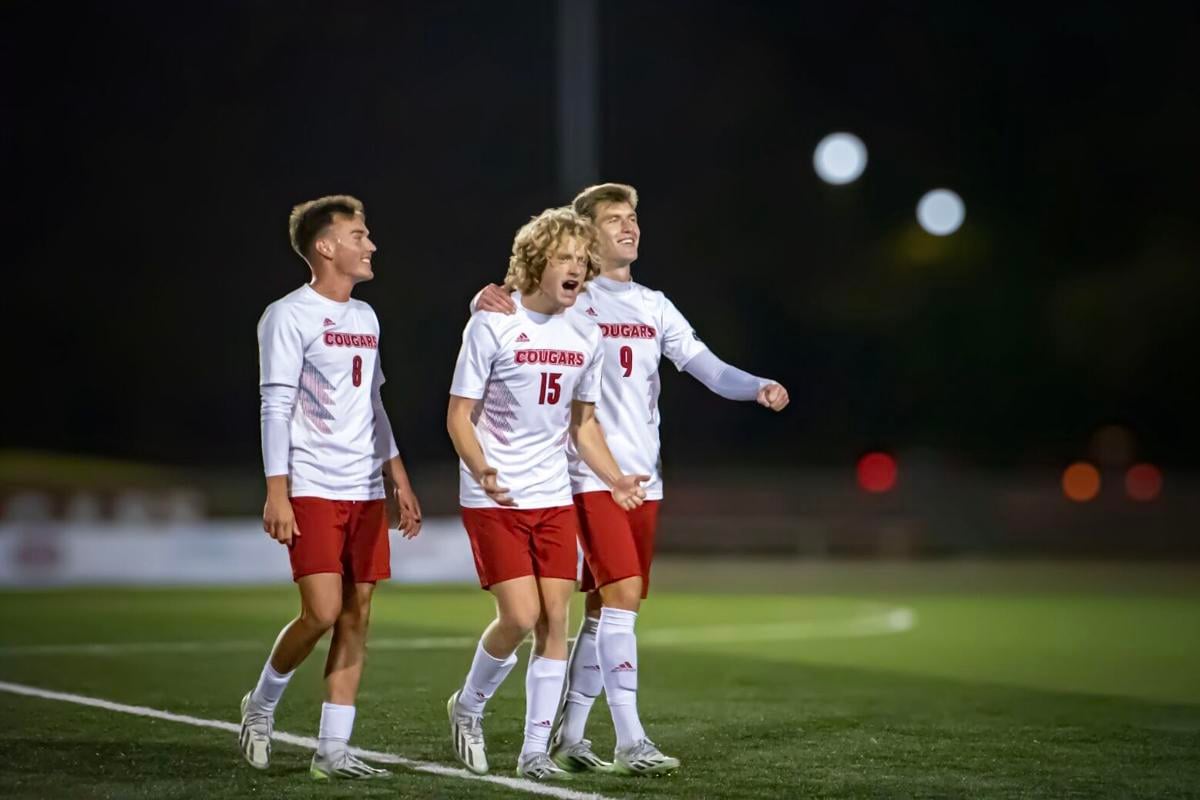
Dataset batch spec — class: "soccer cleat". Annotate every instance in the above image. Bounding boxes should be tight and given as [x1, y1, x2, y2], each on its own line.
[238, 691, 272, 770]
[516, 751, 573, 781]
[612, 738, 680, 776]
[447, 690, 488, 775]
[549, 733, 612, 773]
[309, 749, 391, 780]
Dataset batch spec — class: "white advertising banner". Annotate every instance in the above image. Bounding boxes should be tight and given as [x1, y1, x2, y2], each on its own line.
[0, 517, 477, 586]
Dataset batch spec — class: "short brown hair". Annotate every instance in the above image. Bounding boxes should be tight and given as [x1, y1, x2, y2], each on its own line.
[288, 195, 365, 259]
[572, 182, 638, 221]
[504, 207, 599, 294]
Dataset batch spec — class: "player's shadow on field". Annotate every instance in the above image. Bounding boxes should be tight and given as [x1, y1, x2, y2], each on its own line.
[7, 738, 315, 783]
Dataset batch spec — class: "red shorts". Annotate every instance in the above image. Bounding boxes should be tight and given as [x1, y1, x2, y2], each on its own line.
[574, 491, 661, 597]
[287, 497, 390, 583]
[460, 506, 579, 589]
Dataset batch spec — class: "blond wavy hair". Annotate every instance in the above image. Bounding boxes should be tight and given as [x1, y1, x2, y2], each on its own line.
[572, 182, 638, 221]
[504, 207, 599, 294]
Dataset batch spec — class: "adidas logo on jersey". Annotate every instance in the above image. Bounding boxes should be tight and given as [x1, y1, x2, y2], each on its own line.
[516, 332, 530, 342]
[611, 661, 636, 672]
[323, 318, 336, 327]
[585, 307, 598, 316]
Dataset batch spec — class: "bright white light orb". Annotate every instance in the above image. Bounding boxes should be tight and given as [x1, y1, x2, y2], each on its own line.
[916, 189, 965, 236]
[813, 132, 868, 185]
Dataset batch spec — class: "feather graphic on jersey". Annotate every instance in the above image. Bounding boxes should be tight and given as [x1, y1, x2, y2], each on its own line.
[298, 361, 336, 434]
[474, 377, 519, 445]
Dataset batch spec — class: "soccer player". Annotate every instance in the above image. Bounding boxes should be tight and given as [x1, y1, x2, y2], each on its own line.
[473, 183, 790, 776]
[446, 207, 650, 781]
[239, 195, 423, 780]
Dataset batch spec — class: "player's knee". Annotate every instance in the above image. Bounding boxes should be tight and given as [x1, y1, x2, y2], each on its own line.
[338, 599, 371, 632]
[303, 598, 343, 631]
[499, 605, 540, 637]
[602, 577, 643, 611]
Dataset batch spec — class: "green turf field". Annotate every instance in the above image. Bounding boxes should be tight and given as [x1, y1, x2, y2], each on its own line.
[2, 559, 1198, 799]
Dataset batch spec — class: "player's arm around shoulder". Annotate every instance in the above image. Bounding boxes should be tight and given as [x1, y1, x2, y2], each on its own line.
[472, 283, 517, 315]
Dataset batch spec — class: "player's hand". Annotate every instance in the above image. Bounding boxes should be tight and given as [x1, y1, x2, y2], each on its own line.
[478, 467, 517, 507]
[475, 283, 516, 314]
[757, 382, 790, 412]
[611, 474, 650, 511]
[388, 479, 424, 539]
[263, 494, 300, 546]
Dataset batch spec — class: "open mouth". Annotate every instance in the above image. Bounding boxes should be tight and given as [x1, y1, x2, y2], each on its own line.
[562, 279, 579, 292]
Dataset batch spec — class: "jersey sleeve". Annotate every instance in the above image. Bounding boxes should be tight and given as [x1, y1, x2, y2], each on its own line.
[257, 303, 305, 387]
[450, 314, 500, 399]
[575, 331, 604, 403]
[659, 294, 711, 371]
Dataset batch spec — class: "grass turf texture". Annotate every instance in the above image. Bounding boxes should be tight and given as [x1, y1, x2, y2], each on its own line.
[1, 560, 1198, 799]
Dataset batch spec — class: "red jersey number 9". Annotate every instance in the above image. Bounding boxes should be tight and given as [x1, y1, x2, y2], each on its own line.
[619, 345, 634, 377]
[352, 355, 363, 387]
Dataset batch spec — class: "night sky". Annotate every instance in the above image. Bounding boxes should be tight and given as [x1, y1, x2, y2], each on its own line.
[5, 1, 1198, 471]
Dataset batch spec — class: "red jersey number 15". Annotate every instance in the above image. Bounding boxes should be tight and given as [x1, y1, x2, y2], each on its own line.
[538, 372, 562, 405]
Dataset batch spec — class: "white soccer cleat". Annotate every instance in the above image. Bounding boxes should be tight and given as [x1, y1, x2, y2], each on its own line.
[309, 749, 391, 780]
[447, 690, 488, 775]
[516, 751, 573, 781]
[549, 732, 612, 773]
[238, 691, 273, 770]
[613, 738, 680, 776]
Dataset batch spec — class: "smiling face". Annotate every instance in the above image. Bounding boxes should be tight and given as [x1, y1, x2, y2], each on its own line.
[317, 212, 376, 283]
[535, 235, 590, 310]
[591, 200, 639, 268]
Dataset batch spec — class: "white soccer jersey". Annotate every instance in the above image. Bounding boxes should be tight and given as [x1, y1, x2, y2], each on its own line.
[451, 296, 604, 509]
[258, 285, 391, 500]
[566, 275, 710, 499]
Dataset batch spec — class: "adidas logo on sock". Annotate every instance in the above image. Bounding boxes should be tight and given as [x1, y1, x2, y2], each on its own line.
[611, 661, 636, 672]
[535, 719, 552, 727]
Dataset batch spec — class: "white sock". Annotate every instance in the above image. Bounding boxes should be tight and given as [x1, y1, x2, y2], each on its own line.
[248, 660, 293, 714]
[558, 616, 602, 745]
[597, 607, 645, 750]
[458, 639, 518, 715]
[520, 656, 567, 757]
[316, 702, 355, 757]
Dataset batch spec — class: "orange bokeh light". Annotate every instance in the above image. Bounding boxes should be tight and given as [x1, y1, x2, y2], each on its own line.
[1125, 463, 1162, 502]
[1062, 461, 1101, 502]
[857, 452, 897, 493]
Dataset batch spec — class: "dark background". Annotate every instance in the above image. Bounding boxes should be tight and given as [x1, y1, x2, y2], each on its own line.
[4, 1, 1198, 476]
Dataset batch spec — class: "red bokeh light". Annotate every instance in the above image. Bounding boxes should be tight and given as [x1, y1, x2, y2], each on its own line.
[1125, 463, 1162, 502]
[857, 452, 897, 493]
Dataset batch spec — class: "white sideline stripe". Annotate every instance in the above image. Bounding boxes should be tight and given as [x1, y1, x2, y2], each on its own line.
[0, 606, 916, 657]
[0, 680, 618, 800]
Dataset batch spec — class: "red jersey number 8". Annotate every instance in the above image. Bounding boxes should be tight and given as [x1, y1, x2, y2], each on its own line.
[352, 355, 363, 387]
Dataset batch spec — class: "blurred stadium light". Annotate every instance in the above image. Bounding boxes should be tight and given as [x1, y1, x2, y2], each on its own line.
[857, 452, 898, 494]
[917, 189, 965, 235]
[1062, 461, 1101, 502]
[813, 132, 868, 185]
[1125, 463, 1163, 502]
